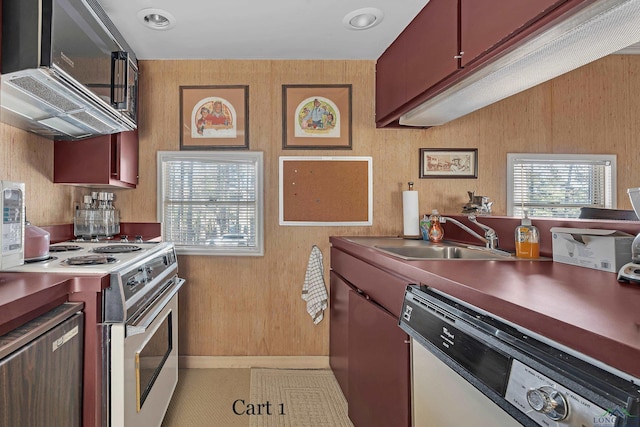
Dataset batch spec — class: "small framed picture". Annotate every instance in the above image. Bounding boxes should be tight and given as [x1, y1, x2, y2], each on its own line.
[419, 148, 478, 179]
[282, 84, 352, 149]
[180, 85, 249, 149]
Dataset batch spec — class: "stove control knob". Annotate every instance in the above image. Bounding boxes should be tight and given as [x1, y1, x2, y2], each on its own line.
[526, 386, 568, 421]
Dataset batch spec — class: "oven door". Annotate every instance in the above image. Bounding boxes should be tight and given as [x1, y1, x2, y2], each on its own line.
[109, 277, 184, 427]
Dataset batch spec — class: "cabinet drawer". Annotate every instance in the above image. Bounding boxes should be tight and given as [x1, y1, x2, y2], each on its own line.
[331, 247, 409, 317]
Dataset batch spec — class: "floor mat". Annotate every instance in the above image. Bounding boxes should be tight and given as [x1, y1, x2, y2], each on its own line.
[248, 368, 353, 427]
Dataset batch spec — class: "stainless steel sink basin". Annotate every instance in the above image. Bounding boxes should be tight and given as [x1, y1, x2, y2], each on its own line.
[374, 244, 514, 260]
[343, 237, 550, 261]
[375, 244, 517, 261]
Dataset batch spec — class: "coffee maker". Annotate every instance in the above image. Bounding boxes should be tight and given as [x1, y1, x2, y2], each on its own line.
[617, 187, 640, 283]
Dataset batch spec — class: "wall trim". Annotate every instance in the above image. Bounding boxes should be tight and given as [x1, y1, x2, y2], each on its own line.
[179, 356, 330, 369]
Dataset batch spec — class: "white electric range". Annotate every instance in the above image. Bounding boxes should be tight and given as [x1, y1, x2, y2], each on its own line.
[9, 241, 167, 274]
[6, 240, 184, 427]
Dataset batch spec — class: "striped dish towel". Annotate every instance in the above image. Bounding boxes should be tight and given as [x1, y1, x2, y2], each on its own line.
[302, 245, 328, 325]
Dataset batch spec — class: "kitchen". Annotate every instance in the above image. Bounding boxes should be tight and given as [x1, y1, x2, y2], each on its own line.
[2, 0, 640, 426]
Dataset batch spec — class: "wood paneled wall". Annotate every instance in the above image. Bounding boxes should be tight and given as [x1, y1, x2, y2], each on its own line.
[3, 55, 638, 357]
[0, 125, 80, 224]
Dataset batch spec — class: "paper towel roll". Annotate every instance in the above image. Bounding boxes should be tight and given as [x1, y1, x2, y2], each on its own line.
[402, 190, 420, 236]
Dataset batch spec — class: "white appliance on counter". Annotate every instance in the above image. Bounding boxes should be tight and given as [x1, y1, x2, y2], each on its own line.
[400, 285, 640, 427]
[617, 187, 640, 283]
[0, 181, 25, 270]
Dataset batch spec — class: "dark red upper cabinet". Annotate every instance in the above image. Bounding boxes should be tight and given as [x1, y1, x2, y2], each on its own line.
[54, 130, 139, 188]
[375, 0, 589, 128]
[113, 129, 139, 186]
[376, 0, 458, 127]
[460, 0, 566, 67]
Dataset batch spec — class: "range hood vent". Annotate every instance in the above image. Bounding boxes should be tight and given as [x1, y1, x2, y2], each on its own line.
[1, 0, 138, 140]
[399, 0, 640, 127]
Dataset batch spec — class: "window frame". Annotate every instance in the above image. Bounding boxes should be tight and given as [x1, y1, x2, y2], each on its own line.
[506, 153, 617, 218]
[157, 151, 264, 256]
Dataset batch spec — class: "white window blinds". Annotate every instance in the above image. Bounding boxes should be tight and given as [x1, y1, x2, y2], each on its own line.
[157, 151, 264, 256]
[507, 153, 616, 218]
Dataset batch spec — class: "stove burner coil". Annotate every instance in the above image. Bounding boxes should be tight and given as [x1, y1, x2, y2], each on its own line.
[24, 256, 58, 264]
[92, 245, 142, 254]
[66, 255, 117, 265]
[49, 245, 83, 252]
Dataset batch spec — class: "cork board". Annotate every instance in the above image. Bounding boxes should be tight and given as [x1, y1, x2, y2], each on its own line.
[279, 157, 372, 226]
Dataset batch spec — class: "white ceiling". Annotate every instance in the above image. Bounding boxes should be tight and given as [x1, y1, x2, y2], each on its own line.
[96, 0, 431, 60]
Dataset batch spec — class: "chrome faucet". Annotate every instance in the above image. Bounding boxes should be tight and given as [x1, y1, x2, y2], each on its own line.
[440, 215, 499, 250]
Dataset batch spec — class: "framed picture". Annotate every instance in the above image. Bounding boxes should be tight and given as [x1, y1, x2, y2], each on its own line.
[180, 85, 249, 149]
[282, 84, 352, 149]
[419, 148, 478, 179]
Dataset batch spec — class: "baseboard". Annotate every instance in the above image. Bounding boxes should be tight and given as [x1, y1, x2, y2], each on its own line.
[179, 355, 330, 369]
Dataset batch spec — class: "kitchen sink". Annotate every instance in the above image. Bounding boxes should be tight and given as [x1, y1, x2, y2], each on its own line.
[374, 244, 515, 260]
[343, 237, 549, 261]
[375, 243, 517, 261]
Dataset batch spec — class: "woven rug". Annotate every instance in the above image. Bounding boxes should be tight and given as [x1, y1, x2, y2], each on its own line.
[248, 368, 353, 427]
[162, 368, 251, 427]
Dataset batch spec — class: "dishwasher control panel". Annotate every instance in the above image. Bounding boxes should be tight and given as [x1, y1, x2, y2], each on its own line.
[506, 360, 612, 427]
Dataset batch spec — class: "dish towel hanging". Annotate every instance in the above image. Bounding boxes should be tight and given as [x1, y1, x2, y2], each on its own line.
[302, 245, 328, 325]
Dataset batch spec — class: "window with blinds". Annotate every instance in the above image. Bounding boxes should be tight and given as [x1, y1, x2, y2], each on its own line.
[157, 151, 264, 256]
[507, 153, 616, 218]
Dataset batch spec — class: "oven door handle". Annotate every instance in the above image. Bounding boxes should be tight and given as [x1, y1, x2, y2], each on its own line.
[126, 277, 185, 336]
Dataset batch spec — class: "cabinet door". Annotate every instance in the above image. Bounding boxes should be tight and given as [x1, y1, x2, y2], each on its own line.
[348, 290, 411, 427]
[54, 137, 112, 185]
[376, 0, 458, 126]
[460, 0, 566, 67]
[112, 129, 139, 186]
[329, 271, 352, 400]
[54, 130, 138, 188]
[0, 313, 83, 427]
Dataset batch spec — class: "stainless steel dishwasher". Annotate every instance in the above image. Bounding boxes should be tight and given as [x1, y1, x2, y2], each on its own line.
[0, 302, 84, 427]
[399, 285, 640, 427]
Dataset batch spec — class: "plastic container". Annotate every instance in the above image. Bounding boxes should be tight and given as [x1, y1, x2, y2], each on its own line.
[428, 210, 444, 243]
[419, 215, 431, 241]
[515, 210, 539, 258]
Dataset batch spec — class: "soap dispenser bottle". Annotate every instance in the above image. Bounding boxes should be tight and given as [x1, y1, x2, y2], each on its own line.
[515, 210, 540, 258]
[428, 209, 444, 243]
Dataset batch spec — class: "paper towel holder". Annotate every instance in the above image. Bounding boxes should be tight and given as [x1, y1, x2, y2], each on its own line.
[402, 182, 421, 239]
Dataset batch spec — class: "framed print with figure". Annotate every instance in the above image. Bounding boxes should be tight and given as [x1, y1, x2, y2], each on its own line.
[282, 84, 352, 149]
[180, 85, 249, 149]
[419, 148, 478, 178]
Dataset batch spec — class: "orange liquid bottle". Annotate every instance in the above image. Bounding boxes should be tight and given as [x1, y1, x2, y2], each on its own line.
[515, 211, 539, 258]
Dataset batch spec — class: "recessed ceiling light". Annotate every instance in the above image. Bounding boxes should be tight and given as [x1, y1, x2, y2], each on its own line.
[343, 8, 383, 30]
[137, 8, 176, 30]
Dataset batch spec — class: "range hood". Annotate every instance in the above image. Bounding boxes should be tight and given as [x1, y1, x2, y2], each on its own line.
[399, 0, 640, 127]
[1, 0, 138, 140]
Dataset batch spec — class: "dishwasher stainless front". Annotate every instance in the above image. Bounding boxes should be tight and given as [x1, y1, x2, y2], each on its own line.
[400, 285, 640, 427]
[411, 336, 521, 426]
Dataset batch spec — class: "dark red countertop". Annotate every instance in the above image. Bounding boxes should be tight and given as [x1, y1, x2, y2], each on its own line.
[0, 272, 108, 336]
[330, 236, 640, 381]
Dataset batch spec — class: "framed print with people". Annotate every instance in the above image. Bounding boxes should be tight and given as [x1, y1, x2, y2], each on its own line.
[180, 85, 249, 149]
[282, 84, 352, 149]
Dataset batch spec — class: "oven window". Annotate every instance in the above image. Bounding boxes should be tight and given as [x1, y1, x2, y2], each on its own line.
[136, 312, 173, 411]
